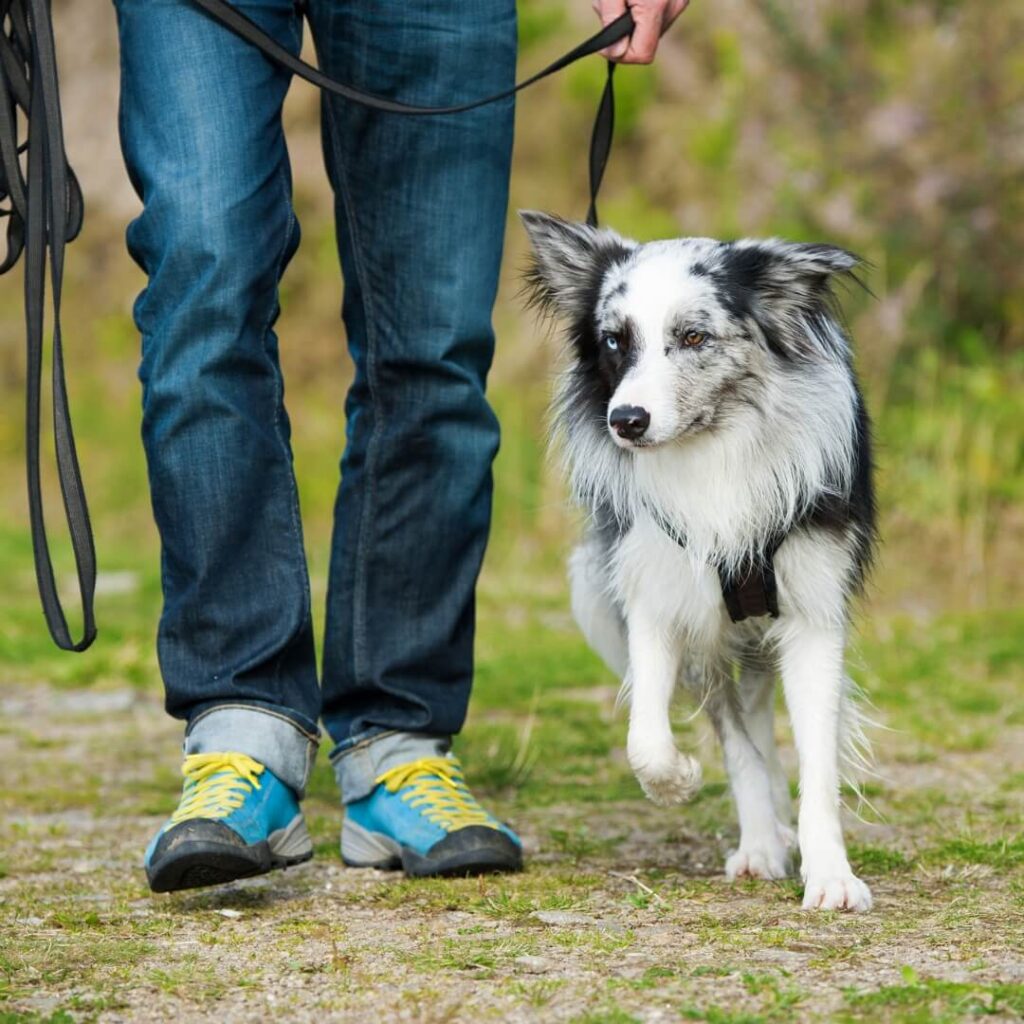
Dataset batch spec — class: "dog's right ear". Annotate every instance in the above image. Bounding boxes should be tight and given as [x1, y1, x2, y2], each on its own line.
[519, 210, 633, 319]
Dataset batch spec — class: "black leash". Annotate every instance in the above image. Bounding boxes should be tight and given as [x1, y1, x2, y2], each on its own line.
[1, 0, 95, 651]
[191, 0, 634, 228]
[0, 0, 634, 651]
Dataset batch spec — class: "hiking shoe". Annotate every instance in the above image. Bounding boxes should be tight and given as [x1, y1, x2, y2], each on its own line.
[341, 754, 522, 877]
[144, 752, 312, 893]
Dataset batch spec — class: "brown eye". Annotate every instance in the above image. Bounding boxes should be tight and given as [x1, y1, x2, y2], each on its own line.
[682, 330, 706, 348]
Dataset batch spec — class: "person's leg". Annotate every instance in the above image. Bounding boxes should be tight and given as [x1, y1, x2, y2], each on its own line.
[115, 0, 318, 888]
[306, 0, 520, 874]
[310, 0, 515, 771]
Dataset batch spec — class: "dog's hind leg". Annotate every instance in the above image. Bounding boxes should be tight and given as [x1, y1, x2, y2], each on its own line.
[624, 603, 702, 805]
[778, 623, 872, 912]
[736, 661, 792, 827]
[569, 539, 628, 678]
[709, 679, 794, 882]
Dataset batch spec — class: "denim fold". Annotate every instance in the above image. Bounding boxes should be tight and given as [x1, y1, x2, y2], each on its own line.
[186, 705, 319, 798]
[332, 731, 451, 804]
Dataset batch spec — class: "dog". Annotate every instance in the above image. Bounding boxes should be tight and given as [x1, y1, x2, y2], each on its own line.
[521, 211, 878, 912]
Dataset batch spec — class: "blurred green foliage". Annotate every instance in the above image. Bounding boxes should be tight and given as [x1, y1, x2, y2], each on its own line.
[528, 0, 1023, 355]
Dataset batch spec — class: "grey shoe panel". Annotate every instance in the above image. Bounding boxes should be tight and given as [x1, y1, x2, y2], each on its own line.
[268, 814, 313, 862]
[341, 817, 402, 869]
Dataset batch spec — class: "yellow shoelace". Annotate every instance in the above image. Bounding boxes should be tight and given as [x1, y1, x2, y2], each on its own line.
[166, 752, 264, 828]
[376, 756, 499, 833]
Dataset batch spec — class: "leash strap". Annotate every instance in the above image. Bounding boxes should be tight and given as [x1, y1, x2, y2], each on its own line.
[1, 0, 95, 651]
[198, 3, 784, 620]
[191, 0, 633, 226]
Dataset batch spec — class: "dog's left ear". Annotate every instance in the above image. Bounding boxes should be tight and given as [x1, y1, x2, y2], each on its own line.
[519, 210, 634, 319]
[719, 240, 864, 361]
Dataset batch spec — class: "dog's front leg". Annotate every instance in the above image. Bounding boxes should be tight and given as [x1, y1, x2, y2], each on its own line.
[779, 623, 871, 912]
[625, 604, 701, 805]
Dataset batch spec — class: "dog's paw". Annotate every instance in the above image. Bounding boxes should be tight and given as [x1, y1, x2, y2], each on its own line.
[801, 872, 873, 912]
[629, 747, 702, 806]
[725, 841, 791, 881]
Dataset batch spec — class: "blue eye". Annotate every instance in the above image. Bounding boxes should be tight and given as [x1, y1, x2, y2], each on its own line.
[603, 334, 620, 352]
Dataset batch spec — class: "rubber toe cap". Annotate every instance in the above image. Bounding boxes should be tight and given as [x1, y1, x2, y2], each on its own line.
[146, 819, 268, 893]
[403, 825, 523, 878]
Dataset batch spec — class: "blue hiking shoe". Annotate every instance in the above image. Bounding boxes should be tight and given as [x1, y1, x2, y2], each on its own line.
[341, 754, 523, 877]
[144, 752, 312, 893]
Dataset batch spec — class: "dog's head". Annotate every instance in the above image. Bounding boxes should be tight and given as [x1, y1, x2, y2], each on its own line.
[521, 211, 862, 450]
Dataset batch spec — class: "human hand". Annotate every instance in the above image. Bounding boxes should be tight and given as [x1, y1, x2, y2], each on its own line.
[594, 0, 690, 64]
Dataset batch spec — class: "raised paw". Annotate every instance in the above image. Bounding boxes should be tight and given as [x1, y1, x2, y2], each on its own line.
[801, 872, 873, 912]
[629, 747, 702, 806]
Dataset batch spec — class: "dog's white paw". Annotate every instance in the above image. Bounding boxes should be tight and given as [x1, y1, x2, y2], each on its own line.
[801, 872, 873, 912]
[725, 841, 791, 881]
[776, 822, 797, 849]
[629, 747, 702, 806]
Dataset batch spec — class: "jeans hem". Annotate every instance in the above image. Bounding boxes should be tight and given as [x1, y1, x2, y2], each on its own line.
[185, 703, 319, 798]
[331, 729, 451, 804]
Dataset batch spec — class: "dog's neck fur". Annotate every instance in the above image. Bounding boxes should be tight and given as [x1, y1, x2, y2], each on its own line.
[556, 354, 858, 576]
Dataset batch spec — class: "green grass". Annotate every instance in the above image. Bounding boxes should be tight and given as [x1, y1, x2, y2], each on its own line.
[838, 968, 1024, 1024]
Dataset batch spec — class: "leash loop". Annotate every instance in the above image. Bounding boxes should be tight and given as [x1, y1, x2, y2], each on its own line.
[0, 0, 96, 651]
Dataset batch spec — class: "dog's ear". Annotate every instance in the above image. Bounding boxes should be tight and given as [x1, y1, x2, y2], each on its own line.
[519, 210, 634, 319]
[716, 240, 865, 361]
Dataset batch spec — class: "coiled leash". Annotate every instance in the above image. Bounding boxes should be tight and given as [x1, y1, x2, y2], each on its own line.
[1, 0, 93, 651]
[0, 1, 635, 650]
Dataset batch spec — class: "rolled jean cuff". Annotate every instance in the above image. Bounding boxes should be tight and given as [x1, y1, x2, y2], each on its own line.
[185, 704, 319, 799]
[331, 730, 450, 804]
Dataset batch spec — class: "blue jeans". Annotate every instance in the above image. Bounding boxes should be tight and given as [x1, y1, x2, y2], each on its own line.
[114, 0, 516, 797]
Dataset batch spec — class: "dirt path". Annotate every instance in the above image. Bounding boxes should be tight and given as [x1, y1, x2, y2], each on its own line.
[2, 676, 1022, 1024]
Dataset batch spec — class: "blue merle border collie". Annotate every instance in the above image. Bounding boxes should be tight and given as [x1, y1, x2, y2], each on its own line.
[521, 211, 878, 912]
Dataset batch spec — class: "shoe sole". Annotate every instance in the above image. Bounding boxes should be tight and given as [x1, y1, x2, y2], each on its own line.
[147, 815, 313, 893]
[341, 818, 522, 878]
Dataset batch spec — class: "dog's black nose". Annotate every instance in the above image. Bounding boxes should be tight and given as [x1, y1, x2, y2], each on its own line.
[609, 405, 650, 441]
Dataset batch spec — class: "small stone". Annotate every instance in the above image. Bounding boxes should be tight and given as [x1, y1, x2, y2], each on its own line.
[530, 910, 597, 927]
[215, 908, 242, 919]
[514, 955, 554, 974]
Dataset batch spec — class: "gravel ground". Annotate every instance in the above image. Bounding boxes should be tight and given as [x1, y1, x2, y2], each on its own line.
[2, 676, 1022, 1024]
